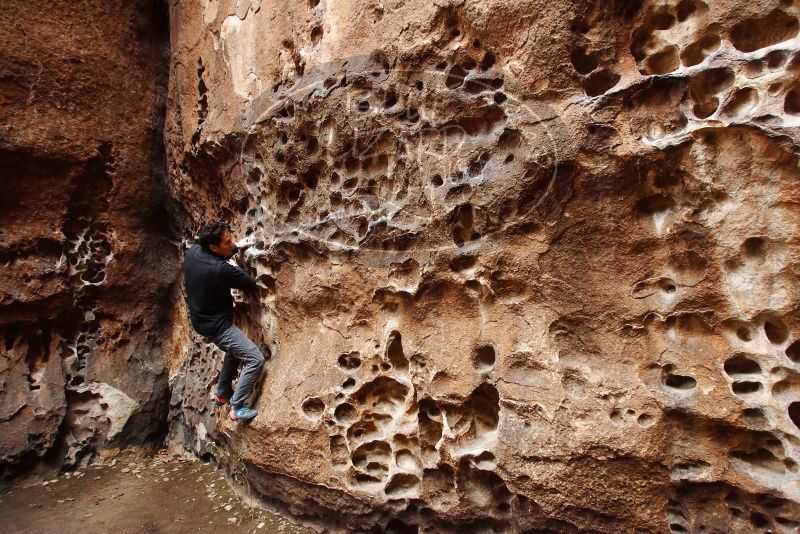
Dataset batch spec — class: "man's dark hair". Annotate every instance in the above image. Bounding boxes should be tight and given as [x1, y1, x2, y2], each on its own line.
[197, 220, 231, 250]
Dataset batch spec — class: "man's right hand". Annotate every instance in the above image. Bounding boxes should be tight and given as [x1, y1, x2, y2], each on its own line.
[235, 235, 256, 250]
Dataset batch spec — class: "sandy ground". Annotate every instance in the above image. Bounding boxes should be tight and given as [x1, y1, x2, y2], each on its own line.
[0, 451, 317, 534]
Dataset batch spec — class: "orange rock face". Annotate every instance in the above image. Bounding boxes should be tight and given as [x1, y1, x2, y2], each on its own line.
[164, 0, 800, 531]
[0, 0, 177, 477]
[5, 0, 800, 532]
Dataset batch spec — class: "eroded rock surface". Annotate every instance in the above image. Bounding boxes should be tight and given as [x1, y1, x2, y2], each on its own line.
[154, 0, 800, 532]
[19, 2, 800, 531]
[0, 0, 177, 478]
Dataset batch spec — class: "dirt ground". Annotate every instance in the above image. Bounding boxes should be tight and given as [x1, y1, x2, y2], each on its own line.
[0, 451, 318, 534]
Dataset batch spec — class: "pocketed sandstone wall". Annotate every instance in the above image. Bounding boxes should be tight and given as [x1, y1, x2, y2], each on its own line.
[165, 1, 800, 532]
[0, 0, 177, 478]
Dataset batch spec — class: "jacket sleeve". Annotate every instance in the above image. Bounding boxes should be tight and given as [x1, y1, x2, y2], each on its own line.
[219, 261, 258, 293]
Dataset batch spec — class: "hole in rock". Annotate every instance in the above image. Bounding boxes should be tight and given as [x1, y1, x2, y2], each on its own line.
[721, 88, 758, 118]
[649, 12, 676, 30]
[420, 398, 441, 418]
[451, 203, 480, 246]
[570, 48, 598, 75]
[636, 194, 675, 215]
[445, 65, 467, 89]
[353, 376, 409, 415]
[637, 413, 656, 427]
[458, 465, 511, 507]
[311, 25, 323, 46]
[764, 319, 789, 345]
[773, 378, 800, 402]
[730, 9, 799, 52]
[693, 99, 719, 118]
[302, 397, 325, 420]
[789, 402, 800, 429]
[750, 512, 770, 529]
[395, 449, 421, 471]
[724, 354, 762, 378]
[352, 440, 391, 471]
[681, 34, 721, 67]
[690, 67, 734, 102]
[767, 50, 789, 69]
[334, 402, 357, 424]
[473, 344, 496, 373]
[732, 381, 762, 396]
[450, 255, 477, 272]
[645, 45, 680, 75]
[663, 367, 697, 391]
[786, 340, 800, 363]
[386, 331, 408, 372]
[785, 86, 800, 116]
[403, 108, 420, 123]
[383, 91, 398, 108]
[338, 351, 361, 370]
[677, 0, 701, 21]
[480, 51, 496, 71]
[736, 326, 754, 342]
[583, 69, 620, 97]
[385, 473, 420, 498]
[742, 236, 766, 257]
[731, 447, 785, 473]
[386, 519, 419, 534]
[660, 279, 677, 293]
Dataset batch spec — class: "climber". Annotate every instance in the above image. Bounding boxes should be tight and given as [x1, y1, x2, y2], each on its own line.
[183, 220, 264, 422]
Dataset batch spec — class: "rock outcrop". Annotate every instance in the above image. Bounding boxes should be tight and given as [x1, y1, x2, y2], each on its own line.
[0, 0, 177, 478]
[164, 0, 800, 531]
[3, 0, 800, 532]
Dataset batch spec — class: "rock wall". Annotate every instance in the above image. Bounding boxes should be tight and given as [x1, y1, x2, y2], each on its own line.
[162, 0, 800, 532]
[0, 0, 177, 478]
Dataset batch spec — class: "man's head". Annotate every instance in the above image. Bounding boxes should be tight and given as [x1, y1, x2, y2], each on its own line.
[198, 220, 234, 258]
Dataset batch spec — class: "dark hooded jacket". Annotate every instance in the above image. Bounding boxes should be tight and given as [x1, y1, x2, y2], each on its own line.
[183, 244, 257, 337]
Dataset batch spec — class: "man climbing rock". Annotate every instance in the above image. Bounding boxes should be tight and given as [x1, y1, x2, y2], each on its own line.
[183, 220, 264, 422]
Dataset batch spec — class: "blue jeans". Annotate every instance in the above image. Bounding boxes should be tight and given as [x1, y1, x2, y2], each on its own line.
[212, 325, 265, 407]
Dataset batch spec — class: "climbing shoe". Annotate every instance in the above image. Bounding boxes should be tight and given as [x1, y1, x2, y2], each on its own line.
[230, 405, 258, 421]
[213, 395, 229, 407]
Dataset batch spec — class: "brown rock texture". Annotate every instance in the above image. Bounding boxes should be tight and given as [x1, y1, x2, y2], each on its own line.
[4, 0, 800, 533]
[164, 0, 800, 531]
[0, 0, 177, 478]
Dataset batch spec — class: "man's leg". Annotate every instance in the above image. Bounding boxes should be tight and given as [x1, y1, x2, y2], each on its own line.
[213, 325, 265, 409]
[214, 352, 238, 400]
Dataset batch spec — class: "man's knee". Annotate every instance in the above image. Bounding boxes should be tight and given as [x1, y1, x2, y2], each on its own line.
[251, 348, 265, 368]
